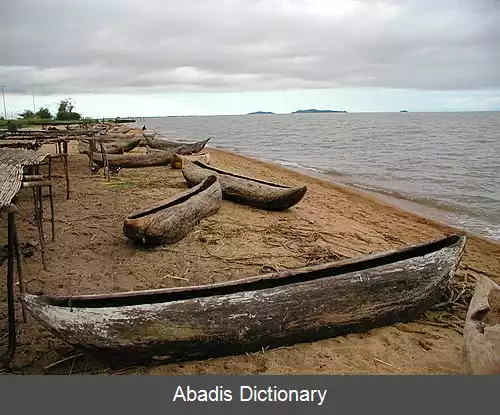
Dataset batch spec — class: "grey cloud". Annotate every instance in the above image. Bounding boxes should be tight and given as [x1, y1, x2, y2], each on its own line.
[1, 0, 500, 94]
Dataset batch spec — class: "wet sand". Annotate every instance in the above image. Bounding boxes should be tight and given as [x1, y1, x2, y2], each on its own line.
[1, 140, 499, 375]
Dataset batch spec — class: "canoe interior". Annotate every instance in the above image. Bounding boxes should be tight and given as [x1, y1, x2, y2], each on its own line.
[127, 175, 218, 220]
[190, 160, 292, 189]
[37, 234, 465, 308]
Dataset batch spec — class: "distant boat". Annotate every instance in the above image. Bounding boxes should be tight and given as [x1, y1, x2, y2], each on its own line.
[247, 111, 275, 115]
[400, 110, 408, 112]
[292, 109, 347, 114]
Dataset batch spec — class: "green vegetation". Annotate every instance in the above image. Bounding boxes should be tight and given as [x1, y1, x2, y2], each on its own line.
[36, 107, 53, 119]
[19, 109, 35, 119]
[56, 98, 81, 120]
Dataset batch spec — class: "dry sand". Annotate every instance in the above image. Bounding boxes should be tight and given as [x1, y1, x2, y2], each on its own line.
[1, 140, 499, 375]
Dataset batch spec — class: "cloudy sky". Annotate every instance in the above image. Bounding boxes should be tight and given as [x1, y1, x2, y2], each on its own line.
[1, 0, 500, 117]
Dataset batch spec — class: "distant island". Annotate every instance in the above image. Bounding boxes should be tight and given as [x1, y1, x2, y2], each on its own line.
[400, 109, 408, 112]
[291, 109, 347, 114]
[247, 111, 275, 115]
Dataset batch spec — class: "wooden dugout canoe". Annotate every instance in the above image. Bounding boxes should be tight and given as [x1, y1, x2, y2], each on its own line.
[144, 136, 210, 153]
[20, 234, 466, 365]
[85, 148, 176, 168]
[123, 175, 222, 246]
[78, 138, 141, 154]
[461, 275, 500, 375]
[181, 158, 307, 210]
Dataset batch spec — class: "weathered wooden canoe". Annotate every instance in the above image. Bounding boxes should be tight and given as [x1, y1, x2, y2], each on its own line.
[462, 275, 500, 374]
[144, 136, 210, 153]
[20, 234, 466, 365]
[123, 175, 222, 246]
[86, 148, 176, 168]
[181, 158, 307, 210]
[78, 138, 141, 154]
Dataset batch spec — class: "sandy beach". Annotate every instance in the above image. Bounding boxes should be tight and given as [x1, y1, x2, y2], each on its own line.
[1, 139, 499, 375]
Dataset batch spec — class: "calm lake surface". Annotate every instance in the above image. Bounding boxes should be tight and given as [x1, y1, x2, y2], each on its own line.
[135, 112, 500, 241]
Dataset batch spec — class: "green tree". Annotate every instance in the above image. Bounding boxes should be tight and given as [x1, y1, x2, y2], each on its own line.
[19, 109, 35, 119]
[35, 107, 53, 119]
[56, 98, 82, 120]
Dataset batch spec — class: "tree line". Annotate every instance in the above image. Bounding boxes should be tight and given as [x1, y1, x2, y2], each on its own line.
[18, 98, 82, 121]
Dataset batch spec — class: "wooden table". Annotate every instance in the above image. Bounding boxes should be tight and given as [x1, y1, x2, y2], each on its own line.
[0, 148, 50, 369]
[0, 140, 40, 150]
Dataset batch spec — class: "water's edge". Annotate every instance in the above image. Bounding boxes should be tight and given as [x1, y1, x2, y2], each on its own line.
[210, 145, 500, 244]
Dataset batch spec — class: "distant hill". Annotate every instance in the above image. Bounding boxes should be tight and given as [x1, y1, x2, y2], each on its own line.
[247, 111, 275, 115]
[292, 109, 347, 114]
[400, 109, 408, 112]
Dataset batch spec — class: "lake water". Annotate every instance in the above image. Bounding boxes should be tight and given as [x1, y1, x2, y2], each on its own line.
[134, 112, 500, 241]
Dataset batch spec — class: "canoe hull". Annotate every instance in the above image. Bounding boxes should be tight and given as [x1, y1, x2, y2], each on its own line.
[145, 136, 210, 154]
[79, 138, 141, 154]
[462, 275, 500, 374]
[182, 159, 307, 210]
[123, 176, 222, 246]
[87, 149, 175, 168]
[21, 235, 466, 365]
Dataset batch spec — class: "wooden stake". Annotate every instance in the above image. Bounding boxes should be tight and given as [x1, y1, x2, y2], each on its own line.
[12, 216, 27, 323]
[49, 182, 55, 242]
[38, 183, 45, 243]
[99, 137, 110, 181]
[32, 187, 47, 271]
[63, 140, 70, 199]
[0, 205, 18, 368]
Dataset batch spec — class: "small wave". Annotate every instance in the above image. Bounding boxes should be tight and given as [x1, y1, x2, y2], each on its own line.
[348, 182, 477, 216]
[274, 160, 322, 173]
[273, 160, 345, 177]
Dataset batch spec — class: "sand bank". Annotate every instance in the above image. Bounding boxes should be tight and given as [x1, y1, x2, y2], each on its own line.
[0, 142, 499, 374]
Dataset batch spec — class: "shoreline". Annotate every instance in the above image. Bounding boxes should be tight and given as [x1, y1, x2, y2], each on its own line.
[211, 144, 500, 244]
[210, 147, 500, 248]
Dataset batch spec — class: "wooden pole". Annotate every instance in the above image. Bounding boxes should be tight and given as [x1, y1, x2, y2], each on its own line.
[99, 137, 110, 181]
[63, 140, 70, 199]
[12, 215, 27, 323]
[49, 182, 55, 242]
[1, 204, 18, 368]
[36, 168, 45, 245]
[22, 180, 53, 189]
[22, 175, 44, 181]
[32, 187, 47, 271]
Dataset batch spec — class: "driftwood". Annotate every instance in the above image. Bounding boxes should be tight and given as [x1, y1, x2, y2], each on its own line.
[21, 234, 466, 365]
[123, 175, 222, 246]
[462, 275, 500, 374]
[85, 148, 176, 169]
[144, 136, 210, 154]
[181, 159, 307, 210]
[78, 138, 141, 154]
[170, 152, 211, 169]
